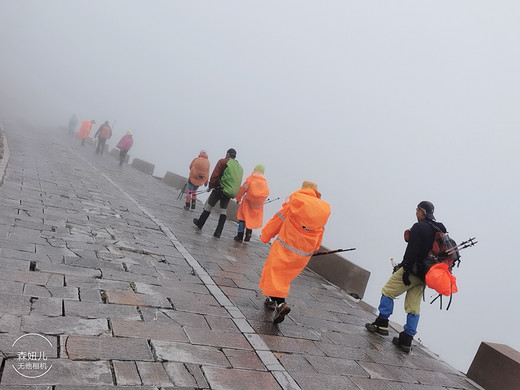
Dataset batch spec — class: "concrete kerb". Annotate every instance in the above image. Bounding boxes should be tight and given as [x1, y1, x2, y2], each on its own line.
[0, 122, 11, 186]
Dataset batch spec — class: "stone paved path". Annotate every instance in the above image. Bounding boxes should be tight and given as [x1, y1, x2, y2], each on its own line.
[0, 122, 482, 389]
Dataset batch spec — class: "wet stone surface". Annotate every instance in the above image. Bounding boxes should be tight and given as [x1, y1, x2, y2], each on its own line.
[0, 125, 481, 389]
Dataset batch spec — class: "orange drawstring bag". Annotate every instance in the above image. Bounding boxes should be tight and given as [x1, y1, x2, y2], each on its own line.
[425, 263, 458, 296]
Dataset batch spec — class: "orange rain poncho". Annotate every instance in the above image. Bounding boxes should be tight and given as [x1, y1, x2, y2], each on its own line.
[77, 120, 93, 139]
[259, 186, 331, 298]
[189, 152, 210, 187]
[236, 171, 269, 230]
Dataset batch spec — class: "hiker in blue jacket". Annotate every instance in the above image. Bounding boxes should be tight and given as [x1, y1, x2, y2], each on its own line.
[365, 201, 446, 352]
[193, 148, 243, 238]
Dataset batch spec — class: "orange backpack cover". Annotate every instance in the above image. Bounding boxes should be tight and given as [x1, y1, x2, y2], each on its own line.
[425, 263, 458, 296]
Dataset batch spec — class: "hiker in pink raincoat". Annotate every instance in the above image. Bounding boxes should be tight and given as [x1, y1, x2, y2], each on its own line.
[116, 131, 133, 166]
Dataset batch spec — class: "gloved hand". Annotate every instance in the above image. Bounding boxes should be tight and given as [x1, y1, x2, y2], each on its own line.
[207, 188, 211, 192]
[402, 264, 411, 286]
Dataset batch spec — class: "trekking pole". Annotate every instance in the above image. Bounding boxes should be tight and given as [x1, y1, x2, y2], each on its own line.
[264, 197, 280, 205]
[177, 182, 187, 200]
[445, 237, 478, 255]
[312, 248, 356, 257]
[111, 120, 117, 131]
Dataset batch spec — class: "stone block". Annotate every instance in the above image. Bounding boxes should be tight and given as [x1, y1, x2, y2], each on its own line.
[22, 314, 109, 336]
[66, 335, 153, 361]
[0, 359, 112, 386]
[0, 293, 31, 315]
[113, 360, 141, 386]
[152, 340, 230, 367]
[131, 158, 155, 175]
[184, 327, 251, 350]
[136, 361, 172, 386]
[203, 366, 281, 390]
[467, 342, 520, 390]
[64, 300, 141, 320]
[162, 171, 188, 190]
[306, 246, 370, 299]
[105, 289, 171, 308]
[111, 319, 189, 342]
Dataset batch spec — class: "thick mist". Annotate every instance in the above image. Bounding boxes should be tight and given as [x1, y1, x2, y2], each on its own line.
[1, 1, 519, 372]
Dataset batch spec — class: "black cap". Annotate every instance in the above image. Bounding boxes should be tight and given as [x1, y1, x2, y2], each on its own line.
[418, 201, 435, 220]
[227, 148, 237, 157]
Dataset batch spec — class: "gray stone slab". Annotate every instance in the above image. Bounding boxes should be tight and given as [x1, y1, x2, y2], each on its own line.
[224, 348, 266, 370]
[23, 284, 79, 300]
[66, 274, 132, 290]
[163, 362, 203, 388]
[136, 361, 172, 386]
[184, 327, 251, 350]
[152, 340, 231, 367]
[30, 296, 63, 317]
[0, 293, 31, 315]
[66, 335, 154, 361]
[36, 262, 102, 278]
[290, 371, 359, 390]
[22, 314, 109, 336]
[203, 366, 281, 390]
[64, 300, 142, 320]
[0, 359, 112, 386]
[112, 319, 189, 342]
[0, 333, 59, 358]
[105, 289, 171, 308]
[113, 360, 141, 386]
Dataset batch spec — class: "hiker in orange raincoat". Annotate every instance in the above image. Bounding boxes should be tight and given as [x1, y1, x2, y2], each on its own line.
[77, 120, 96, 145]
[234, 164, 269, 243]
[185, 150, 210, 210]
[259, 181, 331, 324]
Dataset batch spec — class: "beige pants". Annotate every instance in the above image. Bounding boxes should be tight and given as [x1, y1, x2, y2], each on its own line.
[381, 267, 425, 315]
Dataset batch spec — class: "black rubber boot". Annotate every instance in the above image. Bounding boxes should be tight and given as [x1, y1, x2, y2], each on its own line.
[184, 202, 190, 210]
[392, 331, 414, 353]
[191, 199, 196, 209]
[213, 214, 227, 238]
[365, 317, 389, 336]
[193, 210, 210, 229]
[234, 231, 244, 242]
[244, 229, 253, 242]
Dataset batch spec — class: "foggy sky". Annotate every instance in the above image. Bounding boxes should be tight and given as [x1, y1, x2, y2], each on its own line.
[1, 1, 519, 372]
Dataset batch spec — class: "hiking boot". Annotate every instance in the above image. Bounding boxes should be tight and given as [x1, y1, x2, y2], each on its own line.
[191, 199, 196, 209]
[234, 232, 244, 242]
[392, 331, 413, 353]
[244, 229, 252, 242]
[213, 214, 227, 238]
[184, 202, 190, 210]
[365, 317, 389, 336]
[273, 303, 291, 324]
[193, 210, 210, 229]
[264, 297, 276, 310]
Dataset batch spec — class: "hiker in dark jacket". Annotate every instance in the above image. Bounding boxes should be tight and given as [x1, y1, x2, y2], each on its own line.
[193, 148, 242, 238]
[95, 121, 112, 155]
[365, 201, 447, 353]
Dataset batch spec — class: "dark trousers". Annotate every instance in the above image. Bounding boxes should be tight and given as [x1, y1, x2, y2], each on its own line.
[96, 138, 107, 154]
[205, 188, 231, 211]
[119, 149, 128, 165]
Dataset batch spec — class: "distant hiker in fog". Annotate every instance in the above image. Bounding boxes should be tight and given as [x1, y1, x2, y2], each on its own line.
[259, 181, 330, 324]
[77, 119, 96, 145]
[185, 150, 210, 210]
[365, 201, 447, 353]
[68, 114, 77, 134]
[116, 131, 133, 166]
[193, 148, 243, 238]
[94, 121, 112, 155]
[234, 164, 269, 243]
